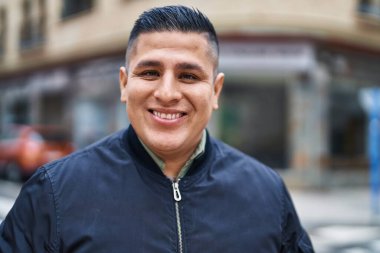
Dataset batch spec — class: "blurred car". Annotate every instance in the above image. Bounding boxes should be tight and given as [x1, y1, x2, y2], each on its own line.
[0, 125, 74, 181]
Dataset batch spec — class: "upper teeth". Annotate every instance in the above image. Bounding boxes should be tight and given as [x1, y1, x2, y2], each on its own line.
[153, 111, 182, 120]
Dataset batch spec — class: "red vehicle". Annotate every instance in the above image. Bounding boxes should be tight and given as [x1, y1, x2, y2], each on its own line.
[0, 125, 74, 181]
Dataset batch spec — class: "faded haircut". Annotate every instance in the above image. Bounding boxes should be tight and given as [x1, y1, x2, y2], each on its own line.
[125, 5, 219, 70]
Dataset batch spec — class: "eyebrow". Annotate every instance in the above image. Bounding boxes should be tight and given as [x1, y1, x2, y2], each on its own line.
[175, 62, 206, 74]
[135, 60, 163, 69]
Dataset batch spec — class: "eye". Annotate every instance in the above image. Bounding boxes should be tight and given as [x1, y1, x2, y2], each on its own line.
[179, 73, 199, 83]
[138, 70, 160, 80]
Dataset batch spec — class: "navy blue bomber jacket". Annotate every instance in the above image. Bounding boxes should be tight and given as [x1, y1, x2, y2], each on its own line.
[0, 126, 314, 253]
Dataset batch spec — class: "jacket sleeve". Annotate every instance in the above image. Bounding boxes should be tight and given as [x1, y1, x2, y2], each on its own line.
[0, 168, 59, 253]
[280, 180, 315, 253]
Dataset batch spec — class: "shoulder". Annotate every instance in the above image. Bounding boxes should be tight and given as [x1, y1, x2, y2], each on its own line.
[41, 128, 130, 185]
[0, 166, 60, 252]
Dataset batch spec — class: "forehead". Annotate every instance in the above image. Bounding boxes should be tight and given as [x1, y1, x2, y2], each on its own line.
[127, 31, 216, 69]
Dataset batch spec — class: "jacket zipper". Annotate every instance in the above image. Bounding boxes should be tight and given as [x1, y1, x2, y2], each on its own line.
[172, 180, 183, 253]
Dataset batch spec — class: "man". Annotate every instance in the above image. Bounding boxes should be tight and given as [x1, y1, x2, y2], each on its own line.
[0, 5, 314, 253]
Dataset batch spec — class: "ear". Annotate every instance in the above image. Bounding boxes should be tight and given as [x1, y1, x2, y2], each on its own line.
[212, 72, 224, 110]
[119, 67, 128, 103]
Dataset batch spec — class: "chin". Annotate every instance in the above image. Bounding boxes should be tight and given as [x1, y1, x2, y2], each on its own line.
[141, 128, 192, 152]
[152, 138, 182, 151]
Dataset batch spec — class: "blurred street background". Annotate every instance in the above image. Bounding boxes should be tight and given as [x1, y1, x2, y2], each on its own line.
[1, 0, 380, 252]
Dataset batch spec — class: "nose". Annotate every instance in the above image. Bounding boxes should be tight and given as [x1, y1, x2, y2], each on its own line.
[153, 74, 182, 104]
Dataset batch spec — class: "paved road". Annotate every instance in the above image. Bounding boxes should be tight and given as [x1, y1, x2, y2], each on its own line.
[1, 180, 380, 252]
[0, 180, 20, 220]
[292, 187, 380, 253]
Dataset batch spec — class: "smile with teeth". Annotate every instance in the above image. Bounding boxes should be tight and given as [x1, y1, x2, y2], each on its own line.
[151, 110, 185, 120]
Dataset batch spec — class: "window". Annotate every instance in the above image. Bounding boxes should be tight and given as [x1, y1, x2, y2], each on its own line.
[358, 0, 380, 21]
[329, 85, 367, 169]
[19, 0, 46, 50]
[61, 0, 94, 18]
[220, 84, 288, 169]
[38, 0, 46, 42]
[0, 7, 6, 57]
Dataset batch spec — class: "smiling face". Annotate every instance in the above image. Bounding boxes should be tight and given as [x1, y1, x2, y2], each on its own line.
[119, 31, 224, 162]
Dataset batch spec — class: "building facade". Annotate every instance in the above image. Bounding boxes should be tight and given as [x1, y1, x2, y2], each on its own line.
[1, 0, 380, 185]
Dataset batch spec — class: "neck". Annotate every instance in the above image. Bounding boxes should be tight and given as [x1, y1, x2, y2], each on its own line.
[163, 160, 186, 179]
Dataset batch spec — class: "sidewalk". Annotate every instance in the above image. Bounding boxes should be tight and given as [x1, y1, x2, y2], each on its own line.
[0, 180, 21, 221]
[290, 187, 380, 253]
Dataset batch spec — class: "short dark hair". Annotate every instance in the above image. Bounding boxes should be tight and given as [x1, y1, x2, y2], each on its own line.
[126, 5, 219, 69]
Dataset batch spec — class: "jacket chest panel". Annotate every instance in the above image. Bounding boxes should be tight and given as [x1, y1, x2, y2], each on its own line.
[59, 175, 181, 253]
[178, 188, 282, 253]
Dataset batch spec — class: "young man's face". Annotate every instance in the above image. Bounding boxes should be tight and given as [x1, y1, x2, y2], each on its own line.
[119, 31, 224, 161]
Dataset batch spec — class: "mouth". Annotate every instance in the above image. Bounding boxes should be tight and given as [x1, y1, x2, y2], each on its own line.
[148, 109, 187, 120]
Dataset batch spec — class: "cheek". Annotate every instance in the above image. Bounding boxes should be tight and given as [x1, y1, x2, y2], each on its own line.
[185, 89, 215, 120]
[192, 88, 215, 107]
[126, 83, 149, 104]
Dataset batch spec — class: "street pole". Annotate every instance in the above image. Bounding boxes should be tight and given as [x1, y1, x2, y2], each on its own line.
[360, 88, 380, 215]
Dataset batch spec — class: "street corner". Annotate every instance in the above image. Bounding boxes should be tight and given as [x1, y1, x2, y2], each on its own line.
[308, 223, 380, 253]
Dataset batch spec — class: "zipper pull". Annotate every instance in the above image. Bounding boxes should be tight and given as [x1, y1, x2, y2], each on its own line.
[172, 180, 182, 202]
